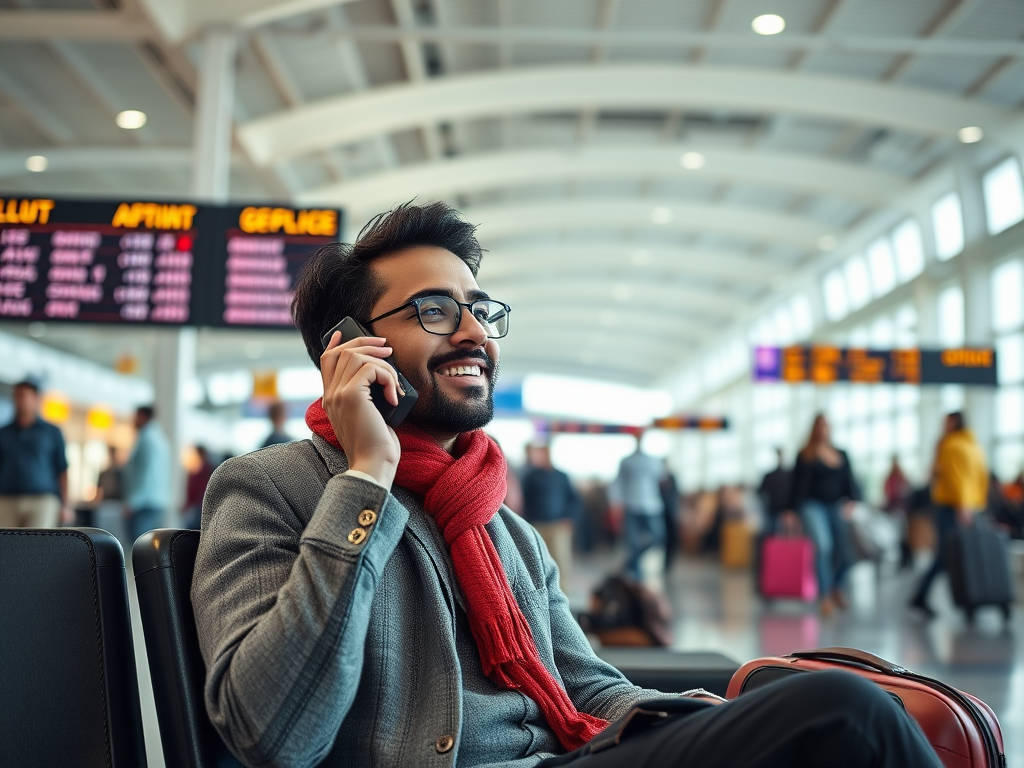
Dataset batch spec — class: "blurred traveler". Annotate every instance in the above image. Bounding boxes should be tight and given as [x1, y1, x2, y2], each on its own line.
[95, 445, 122, 501]
[191, 202, 939, 768]
[522, 443, 579, 592]
[122, 405, 170, 541]
[0, 379, 71, 528]
[987, 472, 1023, 539]
[660, 461, 680, 573]
[757, 447, 792, 533]
[610, 433, 667, 580]
[1003, 470, 1024, 504]
[787, 414, 860, 617]
[910, 412, 988, 618]
[261, 401, 292, 448]
[883, 455, 914, 569]
[183, 446, 216, 530]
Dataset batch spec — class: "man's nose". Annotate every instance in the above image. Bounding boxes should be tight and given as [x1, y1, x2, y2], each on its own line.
[451, 307, 488, 345]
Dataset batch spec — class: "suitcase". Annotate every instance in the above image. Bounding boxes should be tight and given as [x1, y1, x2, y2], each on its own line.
[720, 519, 753, 569]
[947, 518, 1014, 624]
[759, 534, 818, 601]
[727, 647, 1005, 768]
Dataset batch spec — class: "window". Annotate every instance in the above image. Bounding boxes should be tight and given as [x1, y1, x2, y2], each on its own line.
[892, 219, 924, 282]
[867, 238, 897, 297]
[983, 157, 1024, 235]
[844, 255, 872, 310]
[774, 305, 794, 345]
[937, 285, 965, 346]
[790, 293, 814, 339]
[823, 269, 848, 322]
[997, 334, 1024, 385]
[991, 259, 1024, 333]
[932, 192, 965, 261]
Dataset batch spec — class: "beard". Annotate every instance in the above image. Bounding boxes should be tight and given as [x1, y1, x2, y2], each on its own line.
[405, 350, 499, 435]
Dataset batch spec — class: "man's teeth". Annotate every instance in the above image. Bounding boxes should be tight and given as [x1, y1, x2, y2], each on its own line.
[441, 365, 482, 377]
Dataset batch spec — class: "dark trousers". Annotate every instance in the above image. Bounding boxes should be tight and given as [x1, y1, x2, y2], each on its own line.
[624, 513, 665, 579]
[129, 506, 164, 543]
[912, 505, 959, 605]
[539, 671, 940, 768]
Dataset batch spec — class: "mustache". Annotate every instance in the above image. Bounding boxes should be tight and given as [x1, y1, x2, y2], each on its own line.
[428, 348, 493, 371]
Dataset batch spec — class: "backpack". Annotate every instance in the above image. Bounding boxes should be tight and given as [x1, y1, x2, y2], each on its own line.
[578, 575, 673, 647]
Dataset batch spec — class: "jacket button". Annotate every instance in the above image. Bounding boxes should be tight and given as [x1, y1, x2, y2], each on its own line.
[358, 509, 377, 526]
[347, 527, 367, 545]
[435, 734, 454, 753]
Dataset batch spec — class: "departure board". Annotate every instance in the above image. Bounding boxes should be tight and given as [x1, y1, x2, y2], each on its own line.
[0, 197, 342, 329]
[754, 346, 997, 386]
[0, 197, 199, 324]
[537, 417, 728, 434]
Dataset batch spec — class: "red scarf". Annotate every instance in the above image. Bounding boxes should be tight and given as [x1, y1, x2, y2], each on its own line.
[306, 399, 608, 751]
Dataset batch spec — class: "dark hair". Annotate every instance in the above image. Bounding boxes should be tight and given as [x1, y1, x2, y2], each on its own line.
[13, 378, 40, 393]
[292, 201, 483, 368]
[948, 411, 966, 431]
[137, 405, 155, 420]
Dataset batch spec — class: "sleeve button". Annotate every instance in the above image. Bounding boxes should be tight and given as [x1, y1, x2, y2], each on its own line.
[347, 527, 367, 545]
[435, 734, 454, 753]
[358, 509, 377, 526]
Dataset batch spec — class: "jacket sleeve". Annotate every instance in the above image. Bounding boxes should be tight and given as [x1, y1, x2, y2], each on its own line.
[191, 450, 408, 768]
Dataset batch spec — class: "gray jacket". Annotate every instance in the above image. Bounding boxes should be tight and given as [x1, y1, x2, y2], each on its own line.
[192, 436, 655, 768]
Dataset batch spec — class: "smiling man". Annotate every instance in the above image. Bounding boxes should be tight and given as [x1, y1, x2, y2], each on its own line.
[191, 202, 940, 768]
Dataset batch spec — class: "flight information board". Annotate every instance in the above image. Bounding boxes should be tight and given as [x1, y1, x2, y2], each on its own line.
[0, 197, 342, 329]
[753, 345, 998, 386]
[537, 417, 729, 434]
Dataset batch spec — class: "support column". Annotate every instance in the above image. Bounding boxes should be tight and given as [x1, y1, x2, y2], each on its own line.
[153, 329, 196, 522]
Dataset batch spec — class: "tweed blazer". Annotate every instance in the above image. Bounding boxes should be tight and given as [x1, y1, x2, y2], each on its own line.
[192, 435, 654, 768]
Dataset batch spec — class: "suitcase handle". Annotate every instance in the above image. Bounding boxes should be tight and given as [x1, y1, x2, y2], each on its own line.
[787, 647, 908, 675]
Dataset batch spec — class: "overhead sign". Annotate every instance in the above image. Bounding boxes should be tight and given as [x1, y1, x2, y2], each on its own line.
[0, 197, 342, 329]
[753, 346, 997, 386]
[537, 417, 728, 435]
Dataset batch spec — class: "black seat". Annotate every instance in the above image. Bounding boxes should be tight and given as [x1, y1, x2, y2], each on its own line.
[132, 529, 223, 768]
[0, 527, 147, 767]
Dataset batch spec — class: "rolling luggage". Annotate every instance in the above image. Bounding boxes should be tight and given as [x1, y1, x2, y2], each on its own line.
[947, 518, 1014, 624]
[727, 647, 1005, 768]
[720, 519, 753, 569]
[759, 533, 817, 601]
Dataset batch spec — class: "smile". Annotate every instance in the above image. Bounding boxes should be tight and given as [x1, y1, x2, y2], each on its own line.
[439, 365, 483, 377]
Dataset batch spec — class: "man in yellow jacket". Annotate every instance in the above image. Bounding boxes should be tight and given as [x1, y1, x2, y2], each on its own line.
[910, 412, 988, 618]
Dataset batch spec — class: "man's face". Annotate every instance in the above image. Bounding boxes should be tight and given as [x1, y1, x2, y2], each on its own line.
[12, 385, 39, 420]
[365, 246, 501, 437]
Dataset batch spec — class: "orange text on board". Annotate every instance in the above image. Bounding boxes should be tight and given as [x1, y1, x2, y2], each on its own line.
[111, 202, 197, 230]
[0, 199, 56, 225]
[239, 207, 338, 237]
[940, 349, 994, 368]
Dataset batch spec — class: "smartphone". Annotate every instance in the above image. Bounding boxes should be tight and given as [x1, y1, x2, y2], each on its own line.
[321, 316, 419, 429]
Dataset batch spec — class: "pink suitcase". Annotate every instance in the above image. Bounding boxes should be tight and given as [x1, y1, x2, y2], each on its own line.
[759, 535, 818, 601]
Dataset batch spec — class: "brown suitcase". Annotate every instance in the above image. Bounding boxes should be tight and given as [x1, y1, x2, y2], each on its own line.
[727, 647, 1005, 768]
[720, 519, 753, 569]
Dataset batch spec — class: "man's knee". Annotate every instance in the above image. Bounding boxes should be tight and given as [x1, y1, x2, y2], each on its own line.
[769, 670, 892, 718]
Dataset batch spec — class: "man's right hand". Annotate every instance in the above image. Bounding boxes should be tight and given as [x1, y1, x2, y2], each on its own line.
[320, 331, 402, 489]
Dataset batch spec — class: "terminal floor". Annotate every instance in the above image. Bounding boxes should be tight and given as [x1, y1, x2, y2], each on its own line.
[127, 552, 1023, 768]
[566, 549, 1024, 768]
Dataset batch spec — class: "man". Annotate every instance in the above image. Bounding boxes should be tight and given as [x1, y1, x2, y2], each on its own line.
[260, 400, 292, 448]
[522, 442, 579, 593]
[659, 461, 680, 573]
[0, 379, 71, 528]
[608, 433, 667, 580]
[910, 411, 988, 618]
[122, 405, 170, 541]
[757, 447, 792, 533]
[192, 202, 939, 768]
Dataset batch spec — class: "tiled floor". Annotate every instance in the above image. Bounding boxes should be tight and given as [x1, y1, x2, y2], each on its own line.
[568, 549, 1024, 768]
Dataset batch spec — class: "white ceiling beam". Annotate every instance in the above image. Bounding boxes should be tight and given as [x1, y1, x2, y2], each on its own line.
[238, 65, 1015, 166]
[136, 0, 361, 42]
[389, 0, 443, 160]
[0, 69, 76, 144]
[885, 0, 985, 82]
[0, 11, 151, 41]
[300, 146, 908, 213]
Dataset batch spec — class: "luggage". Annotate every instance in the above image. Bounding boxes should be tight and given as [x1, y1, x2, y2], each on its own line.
[947, 517, 1014, 624]
[578, 575, 673, 647]
[908, 511, 938, 553]
[720, 519, 753, 569]
[727, 647, 1005, 768]
[759, 533, 818, 601]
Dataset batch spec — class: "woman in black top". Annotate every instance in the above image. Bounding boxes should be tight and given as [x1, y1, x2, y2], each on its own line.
[785, 414, 861, 617]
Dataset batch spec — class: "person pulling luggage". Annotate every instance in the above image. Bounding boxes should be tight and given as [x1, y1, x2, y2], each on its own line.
[909, 412, 988, 619]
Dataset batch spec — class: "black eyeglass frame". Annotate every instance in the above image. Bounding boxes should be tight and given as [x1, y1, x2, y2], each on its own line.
[365, 295, 512, 339]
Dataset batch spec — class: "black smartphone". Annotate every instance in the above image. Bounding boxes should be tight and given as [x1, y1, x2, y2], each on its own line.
[321, 316, 419, 429]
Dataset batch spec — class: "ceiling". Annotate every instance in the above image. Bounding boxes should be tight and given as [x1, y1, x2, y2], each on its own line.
[2, 0, 1024, 387]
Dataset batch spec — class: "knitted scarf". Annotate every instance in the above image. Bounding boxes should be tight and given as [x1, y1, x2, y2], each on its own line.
[306, 399, 608, 751]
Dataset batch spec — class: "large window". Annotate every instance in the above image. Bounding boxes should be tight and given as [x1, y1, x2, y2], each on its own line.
[992, 256, 1024, 480]
[892, 219, 925, 282]
[932, 192, 965, 261]
[983, 157, 1024, 235]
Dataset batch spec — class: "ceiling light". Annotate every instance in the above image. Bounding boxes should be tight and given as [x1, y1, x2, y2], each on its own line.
[631, 249, 652, 265]
[680, 152, 705, 170]
[651, 207, 672, 224]
[817, 234, 838, 251]
[613, 284, 633, 302]
[957, 126, 983, 144]
[751, 14, 785, 35]
[25, 155, 48, 172]
[116, 110, 148, 130]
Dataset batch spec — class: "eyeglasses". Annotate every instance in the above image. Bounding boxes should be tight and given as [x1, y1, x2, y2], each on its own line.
[366, 295, 512, 339]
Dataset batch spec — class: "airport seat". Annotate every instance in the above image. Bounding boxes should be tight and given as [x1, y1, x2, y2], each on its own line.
[132, 529, 223, 768]
[595, 647, 740, 697]
[0, 527, 148, 767]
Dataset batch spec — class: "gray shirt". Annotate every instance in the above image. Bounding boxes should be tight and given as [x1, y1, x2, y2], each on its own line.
[192, 436, 656, 768]
[609, 451, 666, 516]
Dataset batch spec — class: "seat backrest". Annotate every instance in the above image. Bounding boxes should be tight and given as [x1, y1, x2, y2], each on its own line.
[132, 528, 223, 768]
[0, 528, 148, 767]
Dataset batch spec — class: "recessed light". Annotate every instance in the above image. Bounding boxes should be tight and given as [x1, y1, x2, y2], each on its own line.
[752, 14, 785, 35]
[25, 155, 48, 172]
[817, 234, 838, 251]
[631, 249, 652, 265]
[651, 207, 672, 224]
[116, 110, 148, 130]
[957, 126, 983, 144]
[680, 152, 705, 170]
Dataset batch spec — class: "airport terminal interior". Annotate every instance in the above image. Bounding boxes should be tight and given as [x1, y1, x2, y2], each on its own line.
[2, 0, 1024, 766]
